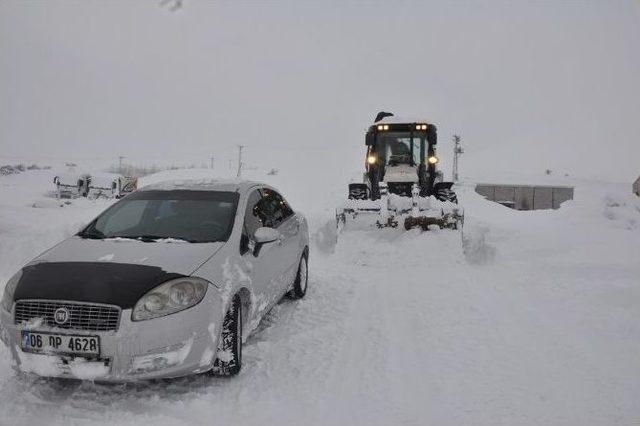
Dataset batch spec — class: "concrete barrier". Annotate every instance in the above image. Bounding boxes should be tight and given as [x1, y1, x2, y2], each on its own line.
[475, 184, 574, 210]
[553, 186, 574, 209]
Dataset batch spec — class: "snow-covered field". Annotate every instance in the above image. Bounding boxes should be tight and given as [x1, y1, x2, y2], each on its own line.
[0, 168, 639, 426]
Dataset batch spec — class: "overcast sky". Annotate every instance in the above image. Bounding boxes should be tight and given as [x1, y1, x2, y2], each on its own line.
[1, 0, 639, 182]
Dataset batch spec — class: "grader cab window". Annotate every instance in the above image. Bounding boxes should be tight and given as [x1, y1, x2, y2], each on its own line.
[377, 133, 423, 166]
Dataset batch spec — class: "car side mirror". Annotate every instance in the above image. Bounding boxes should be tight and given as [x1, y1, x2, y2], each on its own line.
[254, 227, 280, 244]
[252, 227, 280, 257]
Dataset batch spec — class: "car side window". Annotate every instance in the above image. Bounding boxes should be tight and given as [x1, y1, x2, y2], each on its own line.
[271, 190, 294, 221]
[258, 189, 293, 228]
[279, 194, 295, 220]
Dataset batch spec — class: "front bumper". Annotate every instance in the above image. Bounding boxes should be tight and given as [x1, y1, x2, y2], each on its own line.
[0, 289, 224, 382]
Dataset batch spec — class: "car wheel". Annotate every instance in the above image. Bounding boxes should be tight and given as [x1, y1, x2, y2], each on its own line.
[212, 295, 242, 376]
[288, 252, 308, 300]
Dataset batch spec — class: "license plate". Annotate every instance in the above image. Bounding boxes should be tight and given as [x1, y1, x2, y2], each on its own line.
[21, 331, 100, 356]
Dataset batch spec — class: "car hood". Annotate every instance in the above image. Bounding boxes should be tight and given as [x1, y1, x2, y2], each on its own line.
[13, 237, 224, 309]
[32, 236, 224, 274]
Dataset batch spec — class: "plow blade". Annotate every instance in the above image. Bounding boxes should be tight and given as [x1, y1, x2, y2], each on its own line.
[337, 197, 463, 233]
[403, 210, 463, 231]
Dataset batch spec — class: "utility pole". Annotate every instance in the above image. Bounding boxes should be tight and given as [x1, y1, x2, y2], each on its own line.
[210, 156, 215, 169]
[118, 156, 125, 174]
[452, 135, 463, 182]
[236, 145, 244, 178]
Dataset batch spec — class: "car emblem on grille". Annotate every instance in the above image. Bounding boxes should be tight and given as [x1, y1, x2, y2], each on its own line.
[53, 307, 70, 325]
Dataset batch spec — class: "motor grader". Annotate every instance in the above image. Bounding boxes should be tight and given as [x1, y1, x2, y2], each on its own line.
[338, 112, 463, 231]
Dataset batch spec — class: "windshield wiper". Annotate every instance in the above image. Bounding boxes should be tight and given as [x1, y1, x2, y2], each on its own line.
[78, 228, 106, 240]
[113, 235, 197, 243]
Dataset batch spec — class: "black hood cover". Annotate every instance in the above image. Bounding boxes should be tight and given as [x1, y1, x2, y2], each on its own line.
[14, 262, 187, 309]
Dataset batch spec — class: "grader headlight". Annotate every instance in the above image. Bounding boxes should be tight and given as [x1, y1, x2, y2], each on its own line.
[367, 155, 377, 165]
[427, 156, 439, 165]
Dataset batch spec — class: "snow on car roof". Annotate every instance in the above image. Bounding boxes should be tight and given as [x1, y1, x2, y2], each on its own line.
[139, 178, 260, 193]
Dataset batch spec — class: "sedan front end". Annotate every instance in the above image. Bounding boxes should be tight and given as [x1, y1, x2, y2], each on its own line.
[0, 181, 310, 381]
[0, 280, 224, 381]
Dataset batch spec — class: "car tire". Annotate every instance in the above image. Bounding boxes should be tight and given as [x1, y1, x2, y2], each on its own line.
[211, 295, 242, 376]
[288, 252, 308, 300]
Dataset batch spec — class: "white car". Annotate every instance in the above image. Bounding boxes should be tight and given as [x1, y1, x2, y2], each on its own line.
[0, 180, 309, 381]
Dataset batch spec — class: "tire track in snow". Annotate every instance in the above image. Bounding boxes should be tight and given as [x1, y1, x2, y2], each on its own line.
[304, 228, 469, 425]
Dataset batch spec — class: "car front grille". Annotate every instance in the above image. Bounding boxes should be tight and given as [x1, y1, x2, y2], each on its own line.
[14, 300, 121, 332]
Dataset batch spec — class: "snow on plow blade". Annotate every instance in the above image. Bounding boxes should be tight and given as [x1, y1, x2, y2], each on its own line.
[403, 211, 463, 231]
[337, 193, 464, 233]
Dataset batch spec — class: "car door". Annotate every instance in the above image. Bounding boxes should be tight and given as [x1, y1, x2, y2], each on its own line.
[260, 188, 301, 292]
[239, 188, 287, 314]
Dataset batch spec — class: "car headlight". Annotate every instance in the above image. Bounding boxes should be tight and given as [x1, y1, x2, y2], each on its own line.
[132, 277, 209, 321]
[1, 270, 22, 313]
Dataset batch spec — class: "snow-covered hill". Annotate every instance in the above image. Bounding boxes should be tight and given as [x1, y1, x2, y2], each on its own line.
[0, 169, 638, 425]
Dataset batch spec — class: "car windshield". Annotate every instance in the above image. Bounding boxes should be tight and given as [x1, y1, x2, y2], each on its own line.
[377, 132, 422, 166]
[79, 190, 239, 243]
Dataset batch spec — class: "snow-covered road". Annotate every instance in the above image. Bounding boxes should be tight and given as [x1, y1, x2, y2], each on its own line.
[0, 170, 639, 426]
